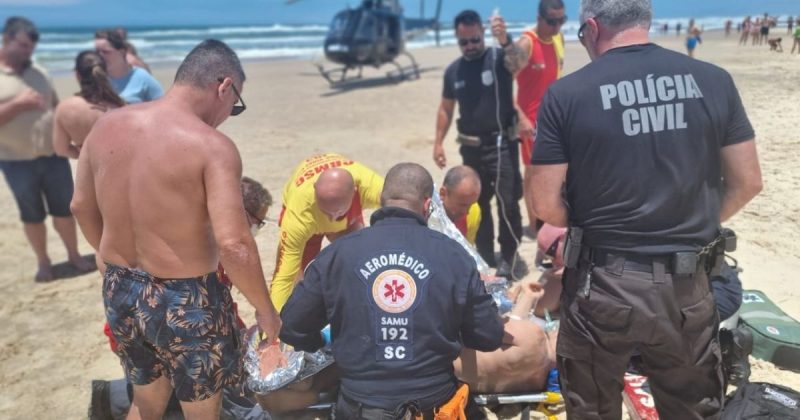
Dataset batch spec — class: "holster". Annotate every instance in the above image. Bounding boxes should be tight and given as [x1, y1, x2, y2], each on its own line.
[707, 228, 737, 277]
[563, 226, 584, 269]
[422, 383, 469, 420]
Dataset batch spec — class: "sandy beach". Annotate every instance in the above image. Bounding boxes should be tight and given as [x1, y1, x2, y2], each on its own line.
[1, 29, 798, 419]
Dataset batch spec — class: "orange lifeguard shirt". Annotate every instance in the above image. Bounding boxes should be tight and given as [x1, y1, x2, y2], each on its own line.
[517, 30, 564, 123]
[271, 153, 384, 310]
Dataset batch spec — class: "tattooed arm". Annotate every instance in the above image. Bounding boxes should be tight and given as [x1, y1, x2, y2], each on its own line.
[504, 35, 531, 76]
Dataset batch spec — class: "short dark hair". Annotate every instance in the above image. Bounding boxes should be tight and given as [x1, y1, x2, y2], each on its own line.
[454, 10, 482, 29]
[3, 17, 39, 43]
[241, 176, 272, 216]
[174, 39, 246, 88]
[381, 163, 434, 207]
[94, 29, 127, 51]
[539, 0, 565, 18]
[443, 165, 480, 191]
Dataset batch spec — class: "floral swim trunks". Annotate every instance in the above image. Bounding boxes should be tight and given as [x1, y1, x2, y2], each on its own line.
[103, 263, 243, 402]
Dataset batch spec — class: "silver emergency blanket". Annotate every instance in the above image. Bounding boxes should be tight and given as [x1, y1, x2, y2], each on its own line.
[244, 326, 335, 394]
[427, 185, 491, 275]
[484, 277, 514, 315]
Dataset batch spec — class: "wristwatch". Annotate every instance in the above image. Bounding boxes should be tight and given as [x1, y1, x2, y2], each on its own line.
[501, 34, 514, 48]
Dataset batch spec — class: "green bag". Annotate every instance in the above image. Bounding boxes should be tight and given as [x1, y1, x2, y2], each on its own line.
[739, 290, 800, 371]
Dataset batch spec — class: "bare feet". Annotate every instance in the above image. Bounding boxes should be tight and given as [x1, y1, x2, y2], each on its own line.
[69, 255, 97, 273]
[34, 264, 54, 283]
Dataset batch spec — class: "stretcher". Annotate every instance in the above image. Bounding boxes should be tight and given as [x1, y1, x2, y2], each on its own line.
[275, 390, 564, 419]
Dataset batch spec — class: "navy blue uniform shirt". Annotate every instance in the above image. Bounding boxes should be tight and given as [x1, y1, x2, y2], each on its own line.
[280, 207, 504, 410]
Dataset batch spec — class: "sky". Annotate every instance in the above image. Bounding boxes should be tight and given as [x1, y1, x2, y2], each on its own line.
[0, 0, 797, 28]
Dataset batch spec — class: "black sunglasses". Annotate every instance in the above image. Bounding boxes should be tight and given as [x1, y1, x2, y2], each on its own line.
[458, 37, 483, 46]
[216, 77, 246, 116]
[578, 14, 602, 44]
[246, 210, 267, 229]
[544, 15, 568, 26]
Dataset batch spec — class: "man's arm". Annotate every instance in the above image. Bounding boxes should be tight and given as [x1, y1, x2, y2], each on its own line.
[204, 134, 280, 341]
[0, 89, 45, 127]
[279, 261, 328, 352]
[71, 131, 102, 250]
[461, 264, 504, 352]
[504, 32, 530, 75]
[530, 164, 568, 227]
[720, 139, 762, 222]
[271, 213, 313, 312]
[433, 98, 455, 169]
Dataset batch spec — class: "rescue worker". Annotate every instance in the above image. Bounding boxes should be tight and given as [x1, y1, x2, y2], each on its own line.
[530, 0, 762, 417]
[271, 153, 384, 311]
[433, 9, 526, 278]
[439, 165, 481, 245]
[280, 162, 504, 419]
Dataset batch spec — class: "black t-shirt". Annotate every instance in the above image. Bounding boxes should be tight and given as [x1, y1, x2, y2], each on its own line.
[533, 43, 754, 253]
[443, 47, 515, 135]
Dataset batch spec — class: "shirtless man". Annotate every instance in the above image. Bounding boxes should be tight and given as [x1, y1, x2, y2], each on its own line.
[271, 153, 384, 311]
[440, 165, 481, 244]
[455, 281, 557, 394]
[71, 39, 280, 420]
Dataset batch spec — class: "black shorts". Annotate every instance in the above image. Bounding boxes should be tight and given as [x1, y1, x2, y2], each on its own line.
[103, 263, 243, 402]
[0, 155, 73, 223]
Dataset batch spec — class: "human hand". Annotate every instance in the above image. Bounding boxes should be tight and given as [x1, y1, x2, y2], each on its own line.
[518, 113, 535, 140]
[14, 89, 46, 112]
[255, 308, 282, 345]
[521, 281, 545, 302]
[433, 144, 447, 169]
[491, 15, 509, 45]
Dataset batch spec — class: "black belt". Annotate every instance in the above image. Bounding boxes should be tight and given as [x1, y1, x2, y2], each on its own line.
[590, 250, 671, 274]
[340, 393, 435, 420]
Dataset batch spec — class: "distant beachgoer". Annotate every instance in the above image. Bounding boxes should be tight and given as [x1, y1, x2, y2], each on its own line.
[113, 26, 151, 72]
[739, 16, 751, 45]
[676, 22, 682, 35]
[94, 29, 163, 104]
[0, 16, 95, 282]
[686, 27, 702, 57]
[751, 18, 762, 45]
[662, 22, 668, 34]
[725, 20, 732, 36]
[792, 26, 800, 54]
[788, 16, 794, 34]
[760, 14, 770, 45]
[53, 51, 125, 159]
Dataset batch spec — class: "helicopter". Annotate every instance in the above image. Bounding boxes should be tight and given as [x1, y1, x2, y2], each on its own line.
[287, 0, 443, 85]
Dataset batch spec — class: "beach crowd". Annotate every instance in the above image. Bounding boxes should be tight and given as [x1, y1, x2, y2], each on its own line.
[0, 0, 775, 419]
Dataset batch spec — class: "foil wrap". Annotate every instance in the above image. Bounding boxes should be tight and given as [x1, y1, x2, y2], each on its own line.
[484, 277, 513, 315]
[244, 326, 336, 394]
[428, 184, 491, 275]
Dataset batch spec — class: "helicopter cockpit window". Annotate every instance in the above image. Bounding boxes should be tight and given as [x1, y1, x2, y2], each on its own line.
[329, 11, 353, 37]
[355, 14, 377, 40]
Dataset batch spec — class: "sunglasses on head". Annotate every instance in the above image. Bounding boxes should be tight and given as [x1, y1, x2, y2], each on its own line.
[216, 77, 246, 116]
[458, 37, 483, 46]
[544, 15, 568, 26]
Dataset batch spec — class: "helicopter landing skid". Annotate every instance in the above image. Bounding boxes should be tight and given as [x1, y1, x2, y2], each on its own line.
[385, 51, 421, 82]
[315, 64, 364, 86]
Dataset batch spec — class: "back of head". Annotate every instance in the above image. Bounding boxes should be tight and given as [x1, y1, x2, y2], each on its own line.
[454, 10, 482, 29]
[539, 0, 565, 17]
[3, 16, 39, 43]
[75, 50, 125, 107]
[94, 29, 127, 51]
[241, 176, 272, 216]
[174, 39, 245, 88]
[580, 0, 652, 30]
[381, 163, 433, 211]
[442, 165, 480, 192]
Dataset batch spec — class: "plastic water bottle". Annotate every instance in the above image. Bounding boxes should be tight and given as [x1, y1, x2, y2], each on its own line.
[321, 325, 332, 346]
[546, 368, 561, 392]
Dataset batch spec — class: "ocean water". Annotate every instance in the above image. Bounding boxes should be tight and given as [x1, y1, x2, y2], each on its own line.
[34, 16, 746, 74]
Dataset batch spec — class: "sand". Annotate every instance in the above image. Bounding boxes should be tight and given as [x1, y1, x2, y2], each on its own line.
[1, 30, 798, 419]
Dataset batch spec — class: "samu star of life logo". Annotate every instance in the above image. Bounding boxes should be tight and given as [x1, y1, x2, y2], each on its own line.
[372, 269, 417, 314]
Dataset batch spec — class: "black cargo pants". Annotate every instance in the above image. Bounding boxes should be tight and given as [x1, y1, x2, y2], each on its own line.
[556, 249, 724, 419]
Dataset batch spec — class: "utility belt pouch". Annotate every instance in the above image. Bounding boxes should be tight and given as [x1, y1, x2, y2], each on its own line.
[456, 133, 481, 148]
[708, 228, 737, 277]
[672, 252, 699, 275]
[563, 226, 583, 269]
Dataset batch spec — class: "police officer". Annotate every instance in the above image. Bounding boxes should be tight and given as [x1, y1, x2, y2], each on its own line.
[530, 0, 762, 418]
[433, 9, 527, 278]
[280, 162, 504, 419]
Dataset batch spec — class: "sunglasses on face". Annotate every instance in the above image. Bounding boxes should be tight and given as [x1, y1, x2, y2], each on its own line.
[458, 37, 483, 46]
[544, 15, 568, 26]
[578, 14, 603, 44]
[216, 77, 246, 116]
